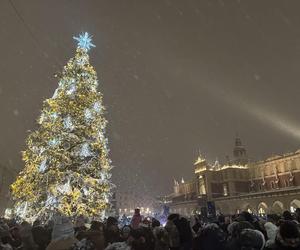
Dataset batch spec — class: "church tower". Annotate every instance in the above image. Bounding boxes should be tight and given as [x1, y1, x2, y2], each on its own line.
[233, 135, 248, 165]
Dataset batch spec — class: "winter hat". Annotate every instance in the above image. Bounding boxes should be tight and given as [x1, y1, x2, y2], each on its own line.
[227, 222, 239, 235]
[90, 221, 103, 231]
[264, 222, 278, 242]
[204, 223, 219, 230]
[19, 221, 32, 238]
[51, 215, 74, 241]
[283, 210, 294, 221]
[107, 217, 118, 227]
[167, 214, 179, 221]
[280, 220, 300, 239]
[228, 221, 254, 238]
[0, 225, 10, 238]
[75, 215, 85, 228]
[152, 218, 160, 228]
[239, 229, 265, 250]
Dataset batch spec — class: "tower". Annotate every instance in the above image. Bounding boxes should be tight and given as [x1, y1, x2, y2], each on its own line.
[233, 135, 248, 165]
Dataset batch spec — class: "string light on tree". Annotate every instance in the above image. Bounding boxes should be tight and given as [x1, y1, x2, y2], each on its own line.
[11, 32, 113, 221]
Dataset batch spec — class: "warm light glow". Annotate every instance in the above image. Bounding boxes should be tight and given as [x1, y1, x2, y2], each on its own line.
[11, 34, 112, 220]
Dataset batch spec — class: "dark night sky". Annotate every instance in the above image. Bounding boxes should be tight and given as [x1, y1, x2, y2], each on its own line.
[1, 0, 300, 196]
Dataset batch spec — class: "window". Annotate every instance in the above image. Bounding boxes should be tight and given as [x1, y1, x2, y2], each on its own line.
[258, 207, 266, 215]
[291, 206, 296, 213]
[285, 179, 289, 187]
[223, 184, 228, 196]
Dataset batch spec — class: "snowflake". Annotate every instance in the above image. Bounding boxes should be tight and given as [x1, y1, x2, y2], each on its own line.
[73, 32, 96, 51]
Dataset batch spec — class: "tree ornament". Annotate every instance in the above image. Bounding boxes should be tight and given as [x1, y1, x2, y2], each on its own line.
[80, 143, 93, 158]
[66, 84, 76, 95]
[39, 159, 47, 173]
[49, 138, 59, 147]
[57, 179, 72, 195]
[73, 32, 96, 51]
[45, 195, 58, 208]
[51, 113, 58, 120]
[93, 102, 102, 113]
[64, 116, 74, 130]
[84, 109, 93, 122]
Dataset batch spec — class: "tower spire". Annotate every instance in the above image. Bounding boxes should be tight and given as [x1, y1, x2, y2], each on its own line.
[233, 134, 248, 165]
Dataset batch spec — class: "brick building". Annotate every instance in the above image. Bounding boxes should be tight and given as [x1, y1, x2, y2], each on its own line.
[166, 137, 300, 216]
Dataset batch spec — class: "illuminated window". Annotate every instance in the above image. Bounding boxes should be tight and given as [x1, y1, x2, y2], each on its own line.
[291, 206, 296, 213]
[258, 207, 265, 215]
[223, 184, 228, 196]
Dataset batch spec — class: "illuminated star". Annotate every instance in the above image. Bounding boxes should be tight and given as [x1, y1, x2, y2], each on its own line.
[73, 32, 96, 51]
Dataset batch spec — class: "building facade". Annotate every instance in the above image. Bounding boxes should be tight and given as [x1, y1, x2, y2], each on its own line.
[167, 137, 300, 216]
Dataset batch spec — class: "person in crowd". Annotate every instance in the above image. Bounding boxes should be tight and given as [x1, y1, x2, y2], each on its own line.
[0, 223, 13, 250]
[238, 228, 265, 250]
[217, 215, 228, 234]
[282, 210, 295, 221]
[193, 223, 226, 250]
[266, 220, 300, 250]
[264, 221, 278, 248]
[139, 220, 155, 250]
[120, 226, 131, 242]
[295, 208, 300, 223]
[267, 214, 281, 227]
[74, 215, 87, 235]
[104, 228, 146, 250]
[32, 220, 51, 250]
[9, 226, 22, 249]
[105, 217, 120, 245]
[153, 227, 169, 250]
[151, 219, 160, 230]
[131, 209, 142, 230]
[130, 228, 147, 250]
[165, 214, 180, 250]
[226, 221, 254, 250]
[46, 215, 78, 250]
[19, 221, 39, 250]
[191, 216, 202, 236]
[176, 216, 193, 250]
[77, 221, 105, 250]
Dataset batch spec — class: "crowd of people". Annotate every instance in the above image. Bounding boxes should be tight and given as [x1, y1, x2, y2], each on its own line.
[1, 208, 300, 250]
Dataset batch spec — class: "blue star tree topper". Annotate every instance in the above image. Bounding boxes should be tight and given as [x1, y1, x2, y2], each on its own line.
[73, 32, 96, 51]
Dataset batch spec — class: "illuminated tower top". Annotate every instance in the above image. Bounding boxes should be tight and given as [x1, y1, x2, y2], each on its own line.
[233, 135, 248, 165]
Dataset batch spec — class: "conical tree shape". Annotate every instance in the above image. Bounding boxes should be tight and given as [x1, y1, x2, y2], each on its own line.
[11, 33, 112, 221]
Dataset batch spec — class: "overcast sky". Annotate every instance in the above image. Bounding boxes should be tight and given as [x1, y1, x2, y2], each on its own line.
[1, 0, 300, 196]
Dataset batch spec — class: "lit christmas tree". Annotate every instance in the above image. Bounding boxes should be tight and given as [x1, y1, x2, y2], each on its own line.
[11, 32, 112, 221]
